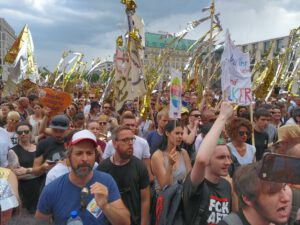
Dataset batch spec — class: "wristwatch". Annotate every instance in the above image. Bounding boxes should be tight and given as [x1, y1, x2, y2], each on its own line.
[26, 168, 32, 174]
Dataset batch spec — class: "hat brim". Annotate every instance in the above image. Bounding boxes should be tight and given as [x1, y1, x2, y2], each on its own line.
[70, 138, 97, 146]
[49, 125, 68, 130]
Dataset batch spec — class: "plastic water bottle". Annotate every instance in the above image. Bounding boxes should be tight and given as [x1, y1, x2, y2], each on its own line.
[66, 210, 83, 225]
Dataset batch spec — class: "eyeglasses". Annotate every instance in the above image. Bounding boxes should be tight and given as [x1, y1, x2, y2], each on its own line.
[80, 187, 89, 211]
[191, 114, 201, 118]
[116, 137, 136, 144]
[238, 131, 250, 137]
[99, 122, 107, 126]
[16, 130, 30, 135]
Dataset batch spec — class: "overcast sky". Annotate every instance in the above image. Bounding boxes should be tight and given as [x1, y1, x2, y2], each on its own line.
[1, 0, 300, 70]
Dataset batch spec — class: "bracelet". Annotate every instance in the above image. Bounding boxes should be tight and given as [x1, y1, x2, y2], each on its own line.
[26, 168, 32, 174]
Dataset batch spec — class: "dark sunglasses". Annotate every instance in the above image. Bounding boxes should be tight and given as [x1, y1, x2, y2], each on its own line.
[80, 187, 89, 211]
[17, 130, 30, 135]
[238, 131, 250, 137]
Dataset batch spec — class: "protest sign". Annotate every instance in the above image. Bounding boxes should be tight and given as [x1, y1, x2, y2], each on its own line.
[169, 68, 182, 119]
[39, 88, 72, 116]
[221, 30, 252, 105]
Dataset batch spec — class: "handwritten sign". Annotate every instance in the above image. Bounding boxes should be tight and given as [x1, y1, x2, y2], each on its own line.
[221, 30, 252, 105]
[39, 88, 72, 116]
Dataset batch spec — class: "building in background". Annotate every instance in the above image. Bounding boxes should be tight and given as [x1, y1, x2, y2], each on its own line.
[0, 18, 16, 80]
[144, 32, 195, 72]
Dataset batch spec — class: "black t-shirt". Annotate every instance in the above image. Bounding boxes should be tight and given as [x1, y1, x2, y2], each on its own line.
[183, 175, 232, 225]
[217, 211, 251, 225]
[12, 144, 36, 168]
[97, 156, 150, 225]
[35, 137, 66, 162]
[248, 130, 268, 161]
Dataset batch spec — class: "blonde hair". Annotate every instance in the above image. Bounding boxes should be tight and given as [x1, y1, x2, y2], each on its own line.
[7, 111, 20, 121]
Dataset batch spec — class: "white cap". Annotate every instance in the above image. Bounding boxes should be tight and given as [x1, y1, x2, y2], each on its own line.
[70, 130, 97, 146]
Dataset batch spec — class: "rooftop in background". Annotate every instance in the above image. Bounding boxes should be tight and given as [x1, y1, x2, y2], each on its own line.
[145, 32, 196, 51]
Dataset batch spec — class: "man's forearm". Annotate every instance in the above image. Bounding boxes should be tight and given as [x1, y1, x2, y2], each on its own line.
[140, 197, 150, 225]
[102, 203, 130, 225]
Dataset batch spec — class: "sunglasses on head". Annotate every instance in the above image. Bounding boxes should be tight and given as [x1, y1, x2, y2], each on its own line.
[17, 130, 30, 135]
[238, 131, 250, 137]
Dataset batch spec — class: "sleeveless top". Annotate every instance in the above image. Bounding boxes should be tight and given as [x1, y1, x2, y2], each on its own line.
[154, 150, 187, 190]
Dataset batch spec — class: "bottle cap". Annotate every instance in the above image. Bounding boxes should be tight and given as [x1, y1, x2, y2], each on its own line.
[70, 210, 78, 218]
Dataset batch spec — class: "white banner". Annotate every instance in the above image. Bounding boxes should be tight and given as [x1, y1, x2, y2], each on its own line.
[169, 68, 182, 119]
[221, 30, 252, 105]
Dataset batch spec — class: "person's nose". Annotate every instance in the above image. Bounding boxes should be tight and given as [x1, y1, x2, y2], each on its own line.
[280, 186, 291, 203]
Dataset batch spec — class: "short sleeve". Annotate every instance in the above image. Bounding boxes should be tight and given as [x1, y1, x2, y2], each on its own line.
[139, 161, 150, 189]
[141, 139, 150, 159]
[35, 139, 47, 158]
[103, 141, 115, 159]
[37, 185, 54, 215]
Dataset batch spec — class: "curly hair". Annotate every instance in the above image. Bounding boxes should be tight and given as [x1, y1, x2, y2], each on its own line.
[226, 117, 252, 140]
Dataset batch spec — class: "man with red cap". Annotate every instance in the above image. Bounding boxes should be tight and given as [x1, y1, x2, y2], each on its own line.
[35, 129, 130, 225]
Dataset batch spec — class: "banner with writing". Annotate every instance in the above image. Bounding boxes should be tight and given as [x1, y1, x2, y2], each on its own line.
[221, 30, 252, 105]
[169, 68, 182, 119]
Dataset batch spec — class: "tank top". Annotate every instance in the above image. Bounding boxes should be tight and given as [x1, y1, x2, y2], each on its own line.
[154, 150, 187, 190]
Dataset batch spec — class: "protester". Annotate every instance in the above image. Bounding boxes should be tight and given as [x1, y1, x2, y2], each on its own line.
[32, 115, 69, 182]
[5, 111, 20, 146]
[146, 109, 169, 154]
[226, 117, 256, 165]
[218, 162, 292, 225]
[28, 103, 44, 144]
[86, 101, 101, 122]
[183, 102, 233, 225]
[16, 97, 29, 122]
[10, 122, 42, 214]
[98, 125, 150, 225]
[250, 108, 269, 161]
[151, 120, 192, 190]
[35, 129, 130, 225]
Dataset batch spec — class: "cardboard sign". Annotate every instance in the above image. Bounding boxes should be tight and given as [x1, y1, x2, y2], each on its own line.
[39, 88, 72, 116]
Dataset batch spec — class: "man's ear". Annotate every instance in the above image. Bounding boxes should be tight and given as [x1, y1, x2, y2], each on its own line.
[242, 195, 253, 207]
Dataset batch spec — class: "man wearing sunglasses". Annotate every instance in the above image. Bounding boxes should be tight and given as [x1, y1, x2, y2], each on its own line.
[33, 115, 70, 182]
[98, 125, 150, 225]
[36, 130, 130, 225]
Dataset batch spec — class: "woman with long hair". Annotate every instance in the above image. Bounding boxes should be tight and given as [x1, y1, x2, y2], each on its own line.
[226, 117, 256, 165]
[151, 120, 192, 190]
[28, 103, 44, 144]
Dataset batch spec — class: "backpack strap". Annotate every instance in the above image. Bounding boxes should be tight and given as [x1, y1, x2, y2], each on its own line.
[222, 213, 243, 225]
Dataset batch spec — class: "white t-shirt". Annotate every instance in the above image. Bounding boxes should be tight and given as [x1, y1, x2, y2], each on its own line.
[227, 142, 256, 165]
[0, 128, 13, 167]
[45, 162, 98, 186]
[103, 135, 150, 160]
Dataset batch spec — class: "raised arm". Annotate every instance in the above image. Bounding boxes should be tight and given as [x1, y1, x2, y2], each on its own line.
[190, 102, 233, 186]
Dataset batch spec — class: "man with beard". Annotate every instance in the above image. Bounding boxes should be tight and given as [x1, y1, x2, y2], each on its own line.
[98, 126, 150, 225]
[217, 162, 292, 225]
[33, 115, 70, 183]
[35, 130, 130, 225]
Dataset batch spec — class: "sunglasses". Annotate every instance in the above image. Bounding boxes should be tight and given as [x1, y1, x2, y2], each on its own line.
[80, 187, 89, 211]
[9, 119, 19, 123]
[17, 130, 30, 135]
[99, 122, 107, 125]
[191, 114, 201, 118]
[238, 131, 250, 137]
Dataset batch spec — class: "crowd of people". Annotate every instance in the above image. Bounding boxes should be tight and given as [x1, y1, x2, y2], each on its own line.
[0, 87, 300, 225]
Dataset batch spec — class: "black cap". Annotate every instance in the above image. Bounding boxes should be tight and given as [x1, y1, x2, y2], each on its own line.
[49, 115, 70, 130]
